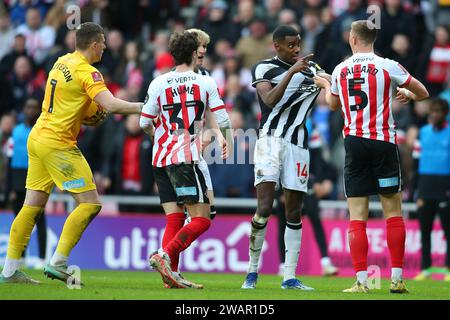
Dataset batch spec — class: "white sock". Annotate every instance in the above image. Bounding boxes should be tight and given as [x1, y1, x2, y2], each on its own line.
[50, 252, 68, 266]
[283, 221, 302, 282]
[356, 271, 368, 285]
[391, 268, 403, 281]
[2, 257, 21, 278]
[247, 215, 268, 273]
[320, 257, 332, 267]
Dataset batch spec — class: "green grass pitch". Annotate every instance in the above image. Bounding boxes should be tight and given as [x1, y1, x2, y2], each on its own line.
[0, 269, 449, 300]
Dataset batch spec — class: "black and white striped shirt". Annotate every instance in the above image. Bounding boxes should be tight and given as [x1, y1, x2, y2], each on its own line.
[197, 66, 210, 76]
[252, 57, 322, 148]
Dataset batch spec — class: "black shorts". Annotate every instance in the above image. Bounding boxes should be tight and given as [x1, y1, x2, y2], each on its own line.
[344, 135, 402, 197]
[153, 163, 210, 205]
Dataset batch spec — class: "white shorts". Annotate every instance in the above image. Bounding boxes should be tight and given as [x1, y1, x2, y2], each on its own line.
[198, 155, 213, 191]
[254, 135, 309, 192]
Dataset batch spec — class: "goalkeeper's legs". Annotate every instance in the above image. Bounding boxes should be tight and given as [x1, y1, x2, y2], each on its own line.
[45, 190, 101, 285]
[1, 190, 47, 282]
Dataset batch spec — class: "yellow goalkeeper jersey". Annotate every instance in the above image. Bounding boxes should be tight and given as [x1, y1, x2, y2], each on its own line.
[30, 50, 108, 148]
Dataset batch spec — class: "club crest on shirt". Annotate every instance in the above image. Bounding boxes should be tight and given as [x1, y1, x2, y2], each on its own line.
[91, 71, 103, 82]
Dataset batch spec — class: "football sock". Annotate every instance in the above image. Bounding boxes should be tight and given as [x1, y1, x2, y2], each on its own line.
[50, 252, 68, 266]
[1, 257, 22, 278]
[55, 203, 101, 257]
[391, 268, 403, 282]
[348, 220, 368, 275]
[356, 271, 368, 285]
[387, 216, 406, 280]
[283, 221, 302, 282]
[247, 215, 268, 273]
[6, 205, 44, 260]
[162, 212, 185, 271]
[320, 257, 332, 267]
[164, 217, 211, 262]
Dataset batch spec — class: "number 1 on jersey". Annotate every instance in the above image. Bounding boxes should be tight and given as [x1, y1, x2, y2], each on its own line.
[48, 79, 57, 113]
[296, 162, 308, 178]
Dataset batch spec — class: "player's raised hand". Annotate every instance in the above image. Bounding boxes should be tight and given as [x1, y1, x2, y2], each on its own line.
[290, 53, 314, 73]
[313, 75, 330, 89]
[396, 87, 411, 104]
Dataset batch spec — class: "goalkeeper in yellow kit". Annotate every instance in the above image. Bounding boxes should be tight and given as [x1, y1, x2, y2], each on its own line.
[0, 22, 143, 284]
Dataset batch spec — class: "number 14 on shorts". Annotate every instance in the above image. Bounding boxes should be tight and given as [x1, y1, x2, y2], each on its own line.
[296, 163, 308, 178]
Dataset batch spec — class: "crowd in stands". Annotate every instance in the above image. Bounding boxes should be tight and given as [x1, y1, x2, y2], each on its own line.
[1, 0, 449, 212]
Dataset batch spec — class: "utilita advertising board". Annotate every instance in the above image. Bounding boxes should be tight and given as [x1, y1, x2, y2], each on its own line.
[0, 212, 446, 278]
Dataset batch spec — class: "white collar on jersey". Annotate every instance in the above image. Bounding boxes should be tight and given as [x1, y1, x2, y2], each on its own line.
[275, 56, 293, 67]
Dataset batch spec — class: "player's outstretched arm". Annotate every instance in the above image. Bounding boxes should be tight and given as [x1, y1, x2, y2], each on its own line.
[257, 53, 314, 108]
[396, 77, 429, 104]
[94, 90, 143, 114]
[314, 75, 341, 111]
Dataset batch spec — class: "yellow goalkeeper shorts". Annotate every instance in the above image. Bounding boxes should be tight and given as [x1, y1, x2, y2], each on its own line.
[26, 137, 97, 194]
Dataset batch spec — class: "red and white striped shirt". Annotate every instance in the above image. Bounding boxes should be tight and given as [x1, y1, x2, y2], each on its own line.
[141, 70, 226, 167]
[331, 52, 412, 144]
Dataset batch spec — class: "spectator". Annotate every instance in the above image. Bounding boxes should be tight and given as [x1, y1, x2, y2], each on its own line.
[313, 6, 334, 72]
[212, 38, 234, 61]
[7, 55, 42, 114]
[424, 25, 450, 97]
[264, 0, 285, 32]
[211, 53, 253, 94]
[277, 8, 297, 26]
[0, 11, 14, 61]
[327, 17, 353, 71]
[81, 0, 112, 29]
[300, 9, 323, 55]
[425, 0, 450, 32]
[209, 110, 254, 198]
[375, 0, 416, 57]
[331, 0, 367, 49]
[9, 0, 48, 27]
[15, 7, 56, 67]
[440, 79, 450, 122]
[106, 114, 154, 213]
[233, 0, 263, 38]
[44, 0, 69, 47]
[98, 29, 124, 77]
[223, 73, 257, 129]
[116, 41, 142, 86]
[0, 34, 27, 77]
[199, 0, 239, 49]
[387, 34, 415, 74]
[413, 98, 450, 281]
[235, 19, 272, 69]
[44, 29, 76, 74]
[0, 113, 15, 207]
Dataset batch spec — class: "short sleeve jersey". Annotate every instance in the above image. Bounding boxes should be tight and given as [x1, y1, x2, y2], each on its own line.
[30, 51, 108, 148]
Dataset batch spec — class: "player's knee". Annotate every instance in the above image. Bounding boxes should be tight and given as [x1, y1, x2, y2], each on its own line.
[257, 205, 272, 218]
[80, 203, 102, 219]
[285, 207, 301, 223]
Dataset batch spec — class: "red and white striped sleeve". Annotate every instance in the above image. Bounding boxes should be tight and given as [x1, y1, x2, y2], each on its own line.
[385, 59, 412, 88]
[330, 65, 340, 97]
[140, 79, 160, 129]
